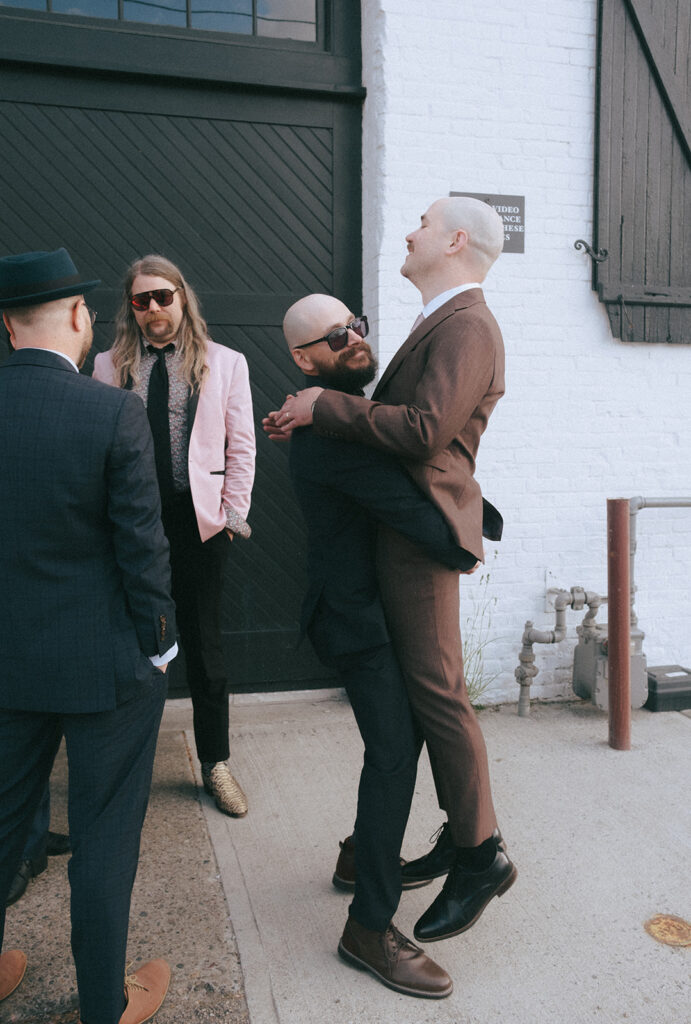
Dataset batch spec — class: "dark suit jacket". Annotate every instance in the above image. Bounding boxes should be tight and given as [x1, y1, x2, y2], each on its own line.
[0, 348, 176, 713]
[313, 289, 505, 561]
[289, 380, 476, 662]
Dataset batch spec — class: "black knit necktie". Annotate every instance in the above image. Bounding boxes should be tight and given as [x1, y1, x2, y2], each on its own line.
[146, 344, 175, 504]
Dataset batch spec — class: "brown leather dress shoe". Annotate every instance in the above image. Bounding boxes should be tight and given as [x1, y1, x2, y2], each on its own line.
[332, 836, 432, 892]
[0, 949, 27, 1001]
[338, 916, 452, 999]
[119, 959, 171, 1024]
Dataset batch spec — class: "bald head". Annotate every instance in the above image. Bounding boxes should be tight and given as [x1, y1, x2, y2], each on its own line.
[432, 197, 505, 273]
[3, 293, 93, 368]
[283, 294, 353, 350]
[402, 196, 505, 302]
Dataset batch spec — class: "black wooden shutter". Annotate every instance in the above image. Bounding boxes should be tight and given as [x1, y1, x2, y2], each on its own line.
[595, 0, 691, 343]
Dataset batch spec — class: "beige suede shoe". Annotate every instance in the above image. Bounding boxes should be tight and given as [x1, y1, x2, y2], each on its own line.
[78, 958, 171, 1024]
[0, 949, 27, 1001]
[119, 959, 171, 1024]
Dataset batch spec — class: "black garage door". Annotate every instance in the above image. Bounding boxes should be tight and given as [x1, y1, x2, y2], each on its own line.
[0, 20, 362, 692]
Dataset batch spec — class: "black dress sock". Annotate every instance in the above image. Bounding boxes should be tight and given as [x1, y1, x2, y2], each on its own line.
[455, 834, 498, 872]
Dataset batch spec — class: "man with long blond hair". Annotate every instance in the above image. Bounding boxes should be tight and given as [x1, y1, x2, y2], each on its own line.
[94, 255, 255, 817]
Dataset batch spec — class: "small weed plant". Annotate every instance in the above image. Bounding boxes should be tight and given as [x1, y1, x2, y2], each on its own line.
[463, 559, 500, 707]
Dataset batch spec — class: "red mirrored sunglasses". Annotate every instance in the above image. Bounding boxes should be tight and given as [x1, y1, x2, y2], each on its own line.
[130, 287, 181, 311]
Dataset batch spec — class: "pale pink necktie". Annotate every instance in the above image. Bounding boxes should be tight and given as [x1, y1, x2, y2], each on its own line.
[410, 312, 424, 333]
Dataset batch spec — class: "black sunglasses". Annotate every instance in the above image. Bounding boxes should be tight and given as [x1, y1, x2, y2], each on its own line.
[294, 315, 369, 352]
[130, 287, 181, 311]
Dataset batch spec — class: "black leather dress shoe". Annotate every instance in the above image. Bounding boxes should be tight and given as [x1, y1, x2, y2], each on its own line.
[5, 852, 48, 908]
[414, 848, 517, 942]
[46, 831, 70, 856]
[400, 823, 455, 884]
[401, 823, 505, 885]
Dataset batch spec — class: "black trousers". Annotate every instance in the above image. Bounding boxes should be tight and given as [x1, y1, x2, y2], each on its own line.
[334, 643, 419, 932]
[161, 493, 231, 764]
[0, 668, 167, 1024]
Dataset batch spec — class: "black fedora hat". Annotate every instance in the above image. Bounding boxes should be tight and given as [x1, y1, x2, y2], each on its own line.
[0, 248, 100, 309]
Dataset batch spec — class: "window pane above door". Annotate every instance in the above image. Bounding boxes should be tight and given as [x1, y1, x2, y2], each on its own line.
[190, 0, 251, 34]
[1, 0, 317, 41]
[257, 0, 315, 41]
[52, 0, 116, 14]
[122, 0, 186, 28]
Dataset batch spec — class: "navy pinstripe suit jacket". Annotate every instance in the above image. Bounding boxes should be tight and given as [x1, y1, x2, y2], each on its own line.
[0, 348, 176, 713]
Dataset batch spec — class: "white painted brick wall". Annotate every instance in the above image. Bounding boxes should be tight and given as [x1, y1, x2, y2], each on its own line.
[361, 0, 691, 704]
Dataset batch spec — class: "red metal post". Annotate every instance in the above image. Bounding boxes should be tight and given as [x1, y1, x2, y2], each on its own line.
[607, 498, 631, 750]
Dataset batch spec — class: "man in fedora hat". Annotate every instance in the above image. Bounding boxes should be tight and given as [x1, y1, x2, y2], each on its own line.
[0, 248, 177, 1024]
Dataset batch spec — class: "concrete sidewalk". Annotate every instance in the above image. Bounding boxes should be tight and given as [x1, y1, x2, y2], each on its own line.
[3, 696, 690, 1024]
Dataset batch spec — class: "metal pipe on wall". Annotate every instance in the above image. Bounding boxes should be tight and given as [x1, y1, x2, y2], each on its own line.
[607, 499, 631, 750]
[628, 497, 691, 631]
[515, 587, 604, 717]
[515, 497, 691, 722]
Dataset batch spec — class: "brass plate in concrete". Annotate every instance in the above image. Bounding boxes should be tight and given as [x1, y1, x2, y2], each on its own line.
[644, 914, 691, 947]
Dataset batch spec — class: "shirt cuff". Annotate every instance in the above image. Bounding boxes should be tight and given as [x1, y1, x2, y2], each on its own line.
[224, 503, 252, 539]
[150, 642, 178, 668]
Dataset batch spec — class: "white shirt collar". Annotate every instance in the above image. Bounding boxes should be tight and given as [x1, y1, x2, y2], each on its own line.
[24, 347, 79, 372]
[420, 282, 482, 320]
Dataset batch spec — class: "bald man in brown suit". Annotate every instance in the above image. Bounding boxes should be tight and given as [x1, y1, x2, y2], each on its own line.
[268, 196, 516, 944]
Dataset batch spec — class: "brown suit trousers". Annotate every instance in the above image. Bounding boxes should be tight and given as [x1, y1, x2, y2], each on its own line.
[376, 527, 497, 846]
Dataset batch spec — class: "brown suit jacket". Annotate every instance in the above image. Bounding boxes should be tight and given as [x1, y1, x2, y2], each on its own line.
[313, 288, 505, 561]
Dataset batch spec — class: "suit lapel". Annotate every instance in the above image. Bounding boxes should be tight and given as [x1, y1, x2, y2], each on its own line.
[373, 288, 485, 397]
[373, 319, 430, 397]
[187, 387, 199, 434]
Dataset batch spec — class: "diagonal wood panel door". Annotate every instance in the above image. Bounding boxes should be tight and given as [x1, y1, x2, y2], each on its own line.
[0, 64, 362, 690]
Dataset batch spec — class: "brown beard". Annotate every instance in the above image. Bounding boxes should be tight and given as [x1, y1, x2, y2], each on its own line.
[141, 316, 177, 343]
[315, 346, 378, 392]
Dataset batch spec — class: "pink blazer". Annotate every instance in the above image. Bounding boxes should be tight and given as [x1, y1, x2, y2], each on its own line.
[93, 340, 255, 543]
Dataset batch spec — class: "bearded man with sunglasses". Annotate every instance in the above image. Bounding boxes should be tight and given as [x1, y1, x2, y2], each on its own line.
[94, 255, 255, 818]
[267, 197, 516, 948]
[281, 292, 491, 999]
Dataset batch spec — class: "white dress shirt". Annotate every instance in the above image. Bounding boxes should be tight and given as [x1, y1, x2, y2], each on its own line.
[419, 282, 482, 322]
